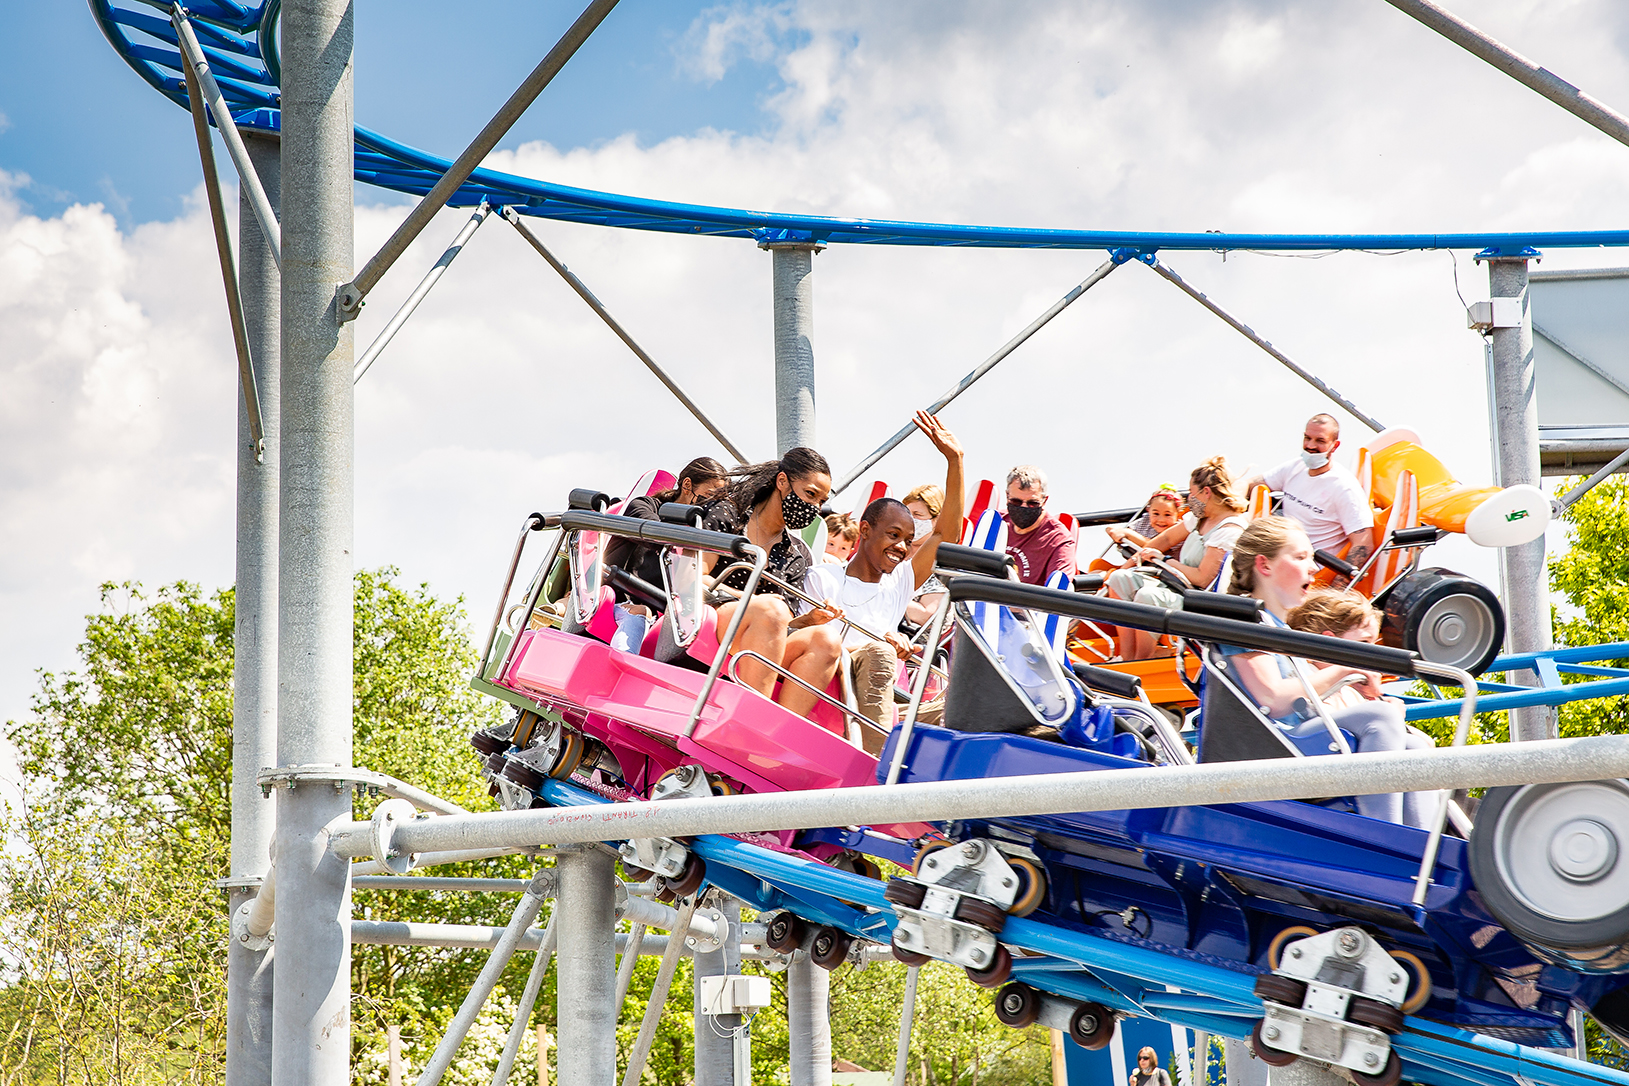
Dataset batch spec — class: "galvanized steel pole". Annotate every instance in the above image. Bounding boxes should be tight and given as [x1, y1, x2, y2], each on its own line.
[1487, 256, 1557, 741]
[787, 957, 832, 1086]
[694, 900, 741, 1086]
[226, 130, 280, 1086]
[556, 847, 617, 1086]
[762, 241, 822, 454]
[273, 0, 355, 1082]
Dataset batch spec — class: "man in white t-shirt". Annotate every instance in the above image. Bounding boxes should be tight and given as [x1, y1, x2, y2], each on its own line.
[803, 411, 964, 748]
[1244, 414, 1374, 568]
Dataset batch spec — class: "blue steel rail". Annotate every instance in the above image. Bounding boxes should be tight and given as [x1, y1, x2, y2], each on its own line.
[89, 0, 1629, 255]
[539, 778, 1629, 1086]
[1401, 643, 1629, 722]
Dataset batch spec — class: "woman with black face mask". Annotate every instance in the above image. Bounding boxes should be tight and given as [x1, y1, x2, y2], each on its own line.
[695, 448, 849, 721]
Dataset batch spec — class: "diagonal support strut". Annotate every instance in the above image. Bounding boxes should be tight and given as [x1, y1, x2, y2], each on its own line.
[180, 40, 265, 462]
[503, 207, 749, 462]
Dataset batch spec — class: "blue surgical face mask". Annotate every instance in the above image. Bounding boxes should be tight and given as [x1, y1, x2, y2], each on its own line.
[1300, 450, 1330, 470]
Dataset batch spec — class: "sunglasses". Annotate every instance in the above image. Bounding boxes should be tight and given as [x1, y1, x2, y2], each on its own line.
[1008, 497, 1045, 508]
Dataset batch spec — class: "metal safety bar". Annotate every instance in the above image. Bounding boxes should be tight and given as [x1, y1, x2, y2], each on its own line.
[707, 561, 950, 683]
[833, 256, 1123, 495]
[887, 592, 953, 785]
[728, 650, 886, 737]
[481, 511, 562, 670]
[683, 544, 768, 738]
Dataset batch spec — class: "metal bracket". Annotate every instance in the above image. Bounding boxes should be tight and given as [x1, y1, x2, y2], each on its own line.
[1258, 927, 1408, 1075]
[257, 764, 467, 816]
[685, 907, 727, 954]
[915, 839, 1022, 910]
[891, 910, 998, 971]
[232, 899, 274, 951]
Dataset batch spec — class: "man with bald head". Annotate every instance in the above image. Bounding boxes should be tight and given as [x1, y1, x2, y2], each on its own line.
[1244, 414, 1374, 568]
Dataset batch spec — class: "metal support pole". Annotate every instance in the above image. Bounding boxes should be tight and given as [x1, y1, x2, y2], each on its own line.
[1262, 1053, 1348, 1086]
[1223, 1038, 1269, 1086]
[226, 130, 280, 1086]
[341, 0, 621, 316]
[354, 202, 492, 384]
[492, 914, 560, 1086]
[1381, 0, 1629, 149]
[1555, 445, 1629, 512]
[621, 895, 699, 1086]
[694, 899, 740, 1086]
[1149, 260, 1384, 433]
[762, 242, 822, 455]
[833, 257, 1122, 496]
[890, 965, 920, 1086]
[503, 208, 748, 461]
[1487, 256, 1556, 741]
[272, 0, 354, 1081]
[417, 874, 551, 1086]
[171, 6, 281, 267]
[787, 955, 831, 1086]
[556, 847, 617, 1086]
[183, 59, 265, 461]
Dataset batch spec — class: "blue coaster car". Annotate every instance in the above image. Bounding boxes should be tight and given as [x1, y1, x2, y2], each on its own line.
[876, 574, 1629, 1085]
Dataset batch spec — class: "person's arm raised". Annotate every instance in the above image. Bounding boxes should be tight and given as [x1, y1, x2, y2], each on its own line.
[912, 410, 965, 588]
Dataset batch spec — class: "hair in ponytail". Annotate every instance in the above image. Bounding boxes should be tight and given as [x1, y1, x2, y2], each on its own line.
[720, 447, 831, 513]
[652, 456, 729, 505]
[1227, 516, 1304, 596]
[1190, 456, 1246, 513]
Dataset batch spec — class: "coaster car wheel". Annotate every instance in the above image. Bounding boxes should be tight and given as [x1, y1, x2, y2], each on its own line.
[1468, 781, 1629, 966]
[1350, 1050, 1402, 1086]
[891, 942, 930, 966]
[1005, 857, 1047, 917]
[501, 758, 544, 792]
[764, 913, 807, 953]
[1068, 1002, 1115, 1050]
[708, 774, 742, 796]
[471, 727, 510, 756]
[1253, 974, 1308, 1007]
[954, 896, 1008, 933]
[965, 944, 1012, 988]
[849, 856, 883, 882]
[912, 840, 951, 876]
[994, 982, 1041, 1028]
[809, 927, 852, 971]
[884, 878, 927, 910]
[1266, 925, 1319, 970]
[1387, 949, 1432, 1015]
[1250, 1021, 1298, 1067]
[548, 730, 586, 780]
[1379, 568, 1502, 676]
[666, 856, 707, 900]
[1348, 997, 1404, 1035]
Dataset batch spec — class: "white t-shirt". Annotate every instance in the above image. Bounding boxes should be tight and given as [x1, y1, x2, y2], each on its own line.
[803, 561, 915, 650]
[1263, 459, 1372, 552]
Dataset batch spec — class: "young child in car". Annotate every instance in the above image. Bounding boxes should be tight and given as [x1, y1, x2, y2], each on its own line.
[823, 512, 859, 563]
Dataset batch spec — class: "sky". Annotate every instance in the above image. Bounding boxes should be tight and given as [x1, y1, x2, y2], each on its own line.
[4, 0, 1629, 746]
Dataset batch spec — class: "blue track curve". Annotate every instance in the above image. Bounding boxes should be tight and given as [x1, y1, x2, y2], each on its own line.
[89, 0, 1629, 254]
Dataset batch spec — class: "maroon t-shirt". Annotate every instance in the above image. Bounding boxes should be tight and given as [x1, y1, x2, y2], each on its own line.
[1004, 514, 1077, 585]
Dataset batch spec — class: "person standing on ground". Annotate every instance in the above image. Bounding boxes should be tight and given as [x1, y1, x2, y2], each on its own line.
[1130, 1048, 1172, 1086]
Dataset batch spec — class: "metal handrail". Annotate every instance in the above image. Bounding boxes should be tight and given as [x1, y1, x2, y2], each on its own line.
[886, 593, 953, 786]
[1097, 697, 1194, 767]
[1409, 659, 1477, 905]
[682, 544, 768, 739]
[727, 652, 886, 738]
[483, 513, 564, 681]
[707, 562, 951, 683]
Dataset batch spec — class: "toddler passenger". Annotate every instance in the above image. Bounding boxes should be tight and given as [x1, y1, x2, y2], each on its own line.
[823, 512, 859, 563]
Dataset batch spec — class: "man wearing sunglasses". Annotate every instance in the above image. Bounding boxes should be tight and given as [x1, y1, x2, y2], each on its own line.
[1003, 464, 1076, 585]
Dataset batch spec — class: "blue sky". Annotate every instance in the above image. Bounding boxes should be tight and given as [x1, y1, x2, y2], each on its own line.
[1, 0, 793, 225]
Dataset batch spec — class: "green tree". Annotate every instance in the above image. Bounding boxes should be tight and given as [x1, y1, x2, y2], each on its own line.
[1550, 477, 1629, 739]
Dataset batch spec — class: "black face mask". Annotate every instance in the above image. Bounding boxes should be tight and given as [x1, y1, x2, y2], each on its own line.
[1007, 501, 1044, 530]
[782, 491, 820, 531]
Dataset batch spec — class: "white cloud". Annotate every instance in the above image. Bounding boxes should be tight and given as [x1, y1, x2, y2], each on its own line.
[7, 1, 1629, 731]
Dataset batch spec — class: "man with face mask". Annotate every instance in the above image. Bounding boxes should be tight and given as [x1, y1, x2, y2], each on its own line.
[1244, 414, 1374, 567]
[1002, 465, 1076, 585]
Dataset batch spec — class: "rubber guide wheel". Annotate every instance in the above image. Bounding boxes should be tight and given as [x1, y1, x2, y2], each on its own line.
[1250, 1021, 1299, 1067]
[1348, 997, 1404, 1035]
[1350, 1050, 1402, 1086]
[994, 982, 1041, 1028]
[1069, 1001, 1115, 1050]
[965, 944, 1012, 988]
[809, 927, 852, 970]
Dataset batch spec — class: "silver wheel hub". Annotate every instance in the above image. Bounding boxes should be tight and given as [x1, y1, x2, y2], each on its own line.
[1549, 818, 1618, 883]
[1495, 781, 1629, 921]
[1416, 594, 1493, 670]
